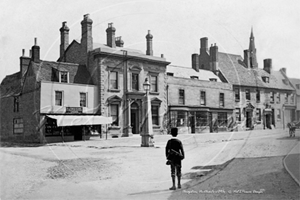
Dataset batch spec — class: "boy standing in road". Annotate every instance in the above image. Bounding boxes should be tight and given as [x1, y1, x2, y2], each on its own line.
[166, 127, 185, 190]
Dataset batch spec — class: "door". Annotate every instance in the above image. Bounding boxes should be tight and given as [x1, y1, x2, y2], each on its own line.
[72, 126, 82, 140]
[246, 111, 252, 128]
[190, 112, 195, 134]
[131, 102, 139, 134]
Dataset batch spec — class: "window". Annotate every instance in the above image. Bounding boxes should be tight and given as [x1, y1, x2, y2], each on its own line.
[13, 97, 19, 112]
[110, 71, 118, 89]
[200, 91, 206, 106]
[256, 89, 260, 102]
[110, 104, 119, 126]
[55, 91, 63, 106]
[270, 92, 275, 103]
[235, 88, 240, 102]
[13, 118, 23, 134]
[167, 72, 174, 76]
[277, 109, 281, 120]
[60, 71, 68, 83]
[219, 93, 224, 107]
[80, 93, 87, 107]
[296, 84, 300, 90]
[245, 89, 251, 100]
[277, 93, 280, 103]
[196, 112, 208, 126]
[179, 89, 185, 105]
[235, 108, 241, 122]
[262, 76, 269, 83]
[150, 75, 158, 92]
[209, 78, 217, 82]
[218, 112, 227, 127]
[291, 94, 294, 104]
[177, 111, 186, 126]
[132, 73, 139, 91]
[256, 108, 261, 121]
[190, 76, 198, 79]
[151, 105, 159, 125]
[285, 93, 289, 103]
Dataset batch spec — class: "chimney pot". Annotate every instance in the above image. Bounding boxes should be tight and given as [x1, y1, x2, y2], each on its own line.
[34, 38, 37, 46]
[29, 50, 32, 57]
[22, 49, 25, 56]
[161, 54, 164, 58]
[146, 30, 153, 55]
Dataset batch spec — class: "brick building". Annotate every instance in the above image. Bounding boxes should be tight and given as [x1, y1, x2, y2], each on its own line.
[166, 65, 234, 134]
[195, 29, 296, 130]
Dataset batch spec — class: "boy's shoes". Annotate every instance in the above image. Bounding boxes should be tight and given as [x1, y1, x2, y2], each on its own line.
[178, 184, 181, 189]
[169, 186, 176, 190]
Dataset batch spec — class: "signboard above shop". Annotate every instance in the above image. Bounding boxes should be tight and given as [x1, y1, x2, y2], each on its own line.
[66, 107, 83, 114]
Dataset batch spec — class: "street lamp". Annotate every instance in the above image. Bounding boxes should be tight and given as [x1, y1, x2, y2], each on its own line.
[141, 78, 154, 147]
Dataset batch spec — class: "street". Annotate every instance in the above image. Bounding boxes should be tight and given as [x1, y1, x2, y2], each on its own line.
[0, 129, 299, 200]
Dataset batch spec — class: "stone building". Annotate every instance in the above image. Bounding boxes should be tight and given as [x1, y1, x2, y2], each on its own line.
[290, 78, 300, 122]
[195, 29, 296, 130]
[166, 65, 234, 134]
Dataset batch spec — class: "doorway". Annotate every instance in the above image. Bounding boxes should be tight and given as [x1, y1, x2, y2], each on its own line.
[72, 126, 82, 140]
[246, 110, 252, 129]
[131, 102, 139, 134]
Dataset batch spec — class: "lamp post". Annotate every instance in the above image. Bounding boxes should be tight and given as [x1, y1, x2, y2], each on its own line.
[141, 78, 154, 147]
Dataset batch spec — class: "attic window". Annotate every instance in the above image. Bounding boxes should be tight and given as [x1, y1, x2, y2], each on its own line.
[60, 71, 69, 83]
[296, 84, 300, 90]
[262, 76, 269, 83]
[209, 78, 217, 82]
[282, 79, 288, 85]
[167, 72, 174, 76]
[190, 76, 198, 79]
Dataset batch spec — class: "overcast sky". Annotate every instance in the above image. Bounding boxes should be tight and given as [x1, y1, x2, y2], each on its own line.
[0, 0, 299, 83]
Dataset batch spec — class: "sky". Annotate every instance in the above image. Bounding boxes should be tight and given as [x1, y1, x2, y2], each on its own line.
[0, 0, 299, 83]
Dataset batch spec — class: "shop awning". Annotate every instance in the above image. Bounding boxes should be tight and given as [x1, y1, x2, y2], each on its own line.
[47, 115, 113, 127]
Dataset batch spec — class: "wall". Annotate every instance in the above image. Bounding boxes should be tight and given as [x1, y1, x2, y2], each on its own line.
[40, 81, 98, 114]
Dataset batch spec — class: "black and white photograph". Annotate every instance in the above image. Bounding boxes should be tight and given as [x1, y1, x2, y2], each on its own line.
[0, 0, 299, 199]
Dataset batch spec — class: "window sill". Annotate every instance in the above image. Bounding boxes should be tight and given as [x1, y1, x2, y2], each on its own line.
[108, 89, 120, 93]
[108, 126, 121, 130]
[153, 125, 160, 129]
[150, 92, 159, 95]
[235, 99, 240, 102]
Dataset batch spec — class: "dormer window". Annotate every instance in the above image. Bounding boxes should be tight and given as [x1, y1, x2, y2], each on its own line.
[296, 84, 300, 90]
[167, 72, 174, 76]
[209, 78, 217, 82]
[60, 71, 69, 83]
[262, 76, 269, 83]
[190, 76, 198, 80]
[282, 79, 288, 85]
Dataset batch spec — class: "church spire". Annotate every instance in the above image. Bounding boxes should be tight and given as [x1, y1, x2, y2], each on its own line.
[248, 27, 258, 69]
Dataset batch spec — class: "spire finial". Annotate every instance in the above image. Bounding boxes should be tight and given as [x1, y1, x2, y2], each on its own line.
[250, 26, 254, 38]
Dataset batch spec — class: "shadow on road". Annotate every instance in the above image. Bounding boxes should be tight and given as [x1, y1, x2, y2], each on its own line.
[276, 136, 300, 141]
[0, 141, 44, 148]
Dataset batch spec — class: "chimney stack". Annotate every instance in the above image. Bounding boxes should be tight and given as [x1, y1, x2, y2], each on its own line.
[209, 43, 218, 71]
[81, 14, 93, 53]
[115, 36, 124, 47]
[146, 30, 153, 56]
[263, 59, 272, 74]
[200, 37, 208, 54]
[31, 38, 40, 62]
[60, 21, 70, 59]
[280, 68, 287, 74]
[20, 49, 31, 76]
[192, 53, 199, 72]
[106, 23, 116, 48]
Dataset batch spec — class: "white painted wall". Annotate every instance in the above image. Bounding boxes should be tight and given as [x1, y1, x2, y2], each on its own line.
[40, 81, 98, 114]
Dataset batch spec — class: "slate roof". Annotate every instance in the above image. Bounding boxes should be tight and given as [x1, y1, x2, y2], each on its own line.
[290, 78, 300, 95]
[1, 60, 94, 98]
[218, 52, 294, 90]
[31, 61, 94, 85]
[167, 65, 221, 81]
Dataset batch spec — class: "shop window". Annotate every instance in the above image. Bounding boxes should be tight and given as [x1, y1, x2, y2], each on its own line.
[151, 105, 159, 125]
[196, 111, 208, 126]
[179, 89, 185, 105]
[200, 91, 206, 106]
[80, 92, 87, 107]
[13, 96, 19, 112]
[55, 91, 63, 106]
[109, 71, 118, 90]
[245, 89, 251, 100]
[235, 108, 241, 122]
[218, 112, 228, 127]
[177, 111, 186, 127]
[110, 104, 119, 126]
[13, 118, 23, 134]
[235, 88, 240, 102]
[219, 93, 224, 107]
[150, 75, 158, 92]
[256, 108, 261, 121]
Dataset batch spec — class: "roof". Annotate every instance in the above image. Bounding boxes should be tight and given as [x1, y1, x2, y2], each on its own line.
[93, 42, 143, 54]
[31, 61, 94, 85]
[166, 65, 221, 81]
[0, 72, 22, 98]
[217, 52, 294, 90]
[290, 78, 300, 95]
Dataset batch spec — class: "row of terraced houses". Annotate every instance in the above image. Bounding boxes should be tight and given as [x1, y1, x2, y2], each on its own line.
[1, 14, 299, 143]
